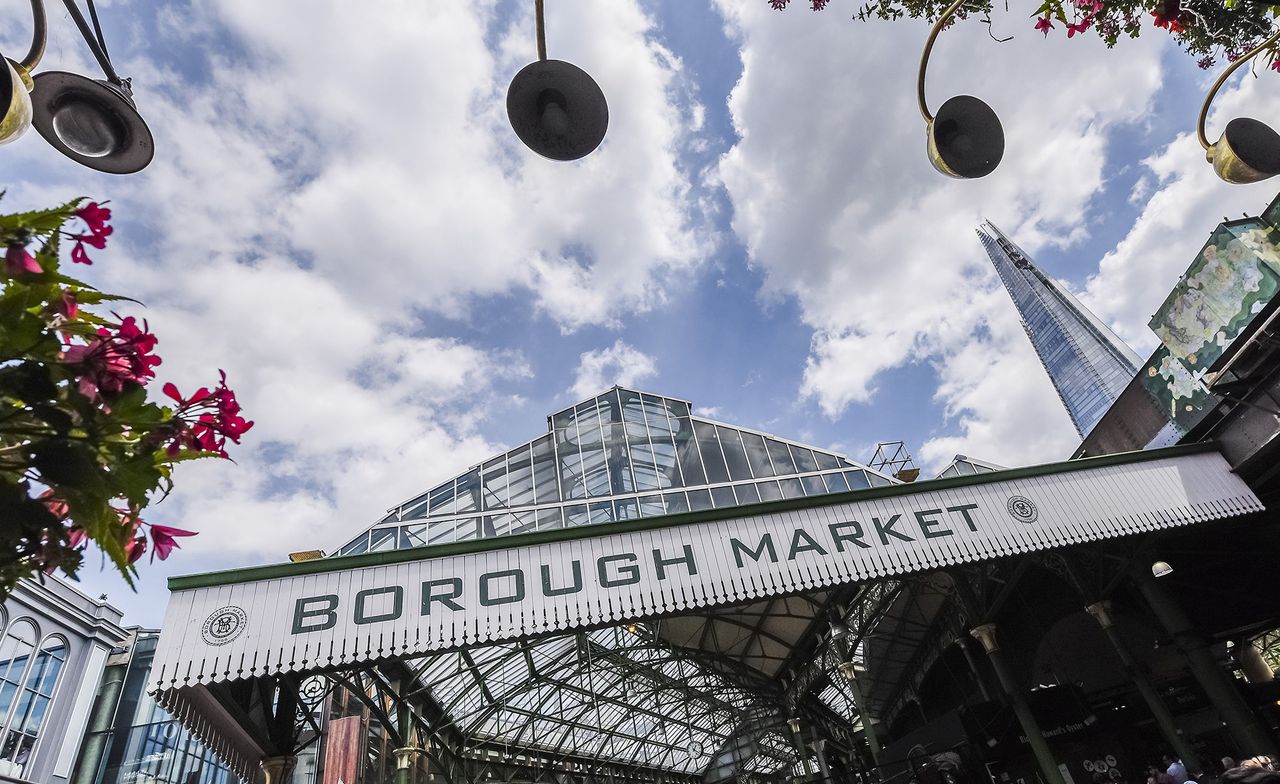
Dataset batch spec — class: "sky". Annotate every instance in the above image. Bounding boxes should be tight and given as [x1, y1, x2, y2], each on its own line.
[2, 0, 1278, 627]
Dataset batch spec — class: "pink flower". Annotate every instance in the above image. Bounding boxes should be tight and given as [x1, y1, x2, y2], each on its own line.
[70, 242, 92, 265]
[55, 289, 78, 319]
[124, 536, 147, 564]
[1035, 14, 1054, 35]
[62, 316, 163, 401]
[1271, 57, 1280, 72]
[1067, 15, 1093, 36]
[162, 371, 254, 458]
[74, 202, 112, 236]
[149, 523, 196, 561]
[5, 244, 42, 276]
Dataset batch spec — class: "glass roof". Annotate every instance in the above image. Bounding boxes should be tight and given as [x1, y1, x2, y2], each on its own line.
[337, 387, 894, 556]
[332, 388, 893, 777]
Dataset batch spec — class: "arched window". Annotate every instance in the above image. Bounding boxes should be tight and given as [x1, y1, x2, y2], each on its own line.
[0, 620, 39, 723]
[0, 635, 67, 778]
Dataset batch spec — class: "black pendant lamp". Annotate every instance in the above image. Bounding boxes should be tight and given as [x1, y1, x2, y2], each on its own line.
[507, 0, 608, 161]
[917, 0, 1004, 179]
[1197, 27, 1280, 184]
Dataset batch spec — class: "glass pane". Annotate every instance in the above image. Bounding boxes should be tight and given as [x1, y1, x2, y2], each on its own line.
[532, 435, 561, 504]
[757, 481, 782, 501]
[429, 482, 460, 516]
[650, 440, 681, 489]
[565, 504, 590, 528]
[663, 492, 690, 514]
[766, 439, 797, 474]
[369, 528, 397, 552]
[454, 517, 481, 541]
[844, 470, 871, 490]
[455, 470, 480, 513]
[339, 536, 369, 556]
[481, 457, 508, 510]
[614, 499, 640, 520]
[867, 472, 892, 487]
[506, 445, 536, 508]
[428, 519, 460, 545]
[716, 426, 754, 481]
[778, 478, 805, 499]
[814, 450, 843, 471]
[824, 472, 850, 493]
[637, 495, 665, 516]
[536, 507, 564, 530]
[790, 445, 819, 473]
[687, 488, 713, 511]
[674, 417, 706, 486]
[734, 483, 760, 504]
[588, 501, 613, 524]
[801, 475, 827, 495]
[511, 511, 538, 536]
[741, 432, 775, 478]
[693, 421, 730, 484]
[710, 486, 737, 508]
[400, 525, 428, 548]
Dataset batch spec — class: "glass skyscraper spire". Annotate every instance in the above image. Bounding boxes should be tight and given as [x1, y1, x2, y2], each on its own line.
[978, 221, 1143, 438]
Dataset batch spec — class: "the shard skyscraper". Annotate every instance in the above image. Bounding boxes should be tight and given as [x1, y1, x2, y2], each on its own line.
[977, 221, 1143, 438]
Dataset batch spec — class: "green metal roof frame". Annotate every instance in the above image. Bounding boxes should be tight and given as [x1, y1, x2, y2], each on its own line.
[170, 441, 1222, 591]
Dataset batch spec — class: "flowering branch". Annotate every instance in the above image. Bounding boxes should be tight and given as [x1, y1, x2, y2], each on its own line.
[0, 197, 253, 598]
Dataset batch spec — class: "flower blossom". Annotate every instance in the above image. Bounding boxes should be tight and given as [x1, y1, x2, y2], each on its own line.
[161, 371, 255, 458]
[149, 523, 196, 561]
[1067, 15, 1094, 36]
[1035, 14, 1054, 35]
[5, 244, 41, 276]
[62, 316, 162, 401]
[67, 201, 113, 265]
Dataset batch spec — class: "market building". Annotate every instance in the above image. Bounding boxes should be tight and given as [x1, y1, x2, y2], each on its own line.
[142, 196, 1280, 784]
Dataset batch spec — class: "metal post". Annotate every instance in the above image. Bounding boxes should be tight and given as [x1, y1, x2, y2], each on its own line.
[958, 636, 994, 702]
[812, 738, 831, 784]
[1085, 602, 1202, 773]
[838, 661, 882, 765]
[394, 746, 428, 784]
[259, 756, 297, 784]
[969, 624, 1066, 784]
[788, 717, 813, 778]
[1133, 570, 1280, 758]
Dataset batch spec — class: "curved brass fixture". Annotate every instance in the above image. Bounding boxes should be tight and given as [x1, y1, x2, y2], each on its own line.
[917, 0, 1004, 178]
[1198, 27, 1280, 184]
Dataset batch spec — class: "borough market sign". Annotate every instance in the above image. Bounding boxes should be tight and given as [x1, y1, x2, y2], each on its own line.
[150, 444, 1260, 697]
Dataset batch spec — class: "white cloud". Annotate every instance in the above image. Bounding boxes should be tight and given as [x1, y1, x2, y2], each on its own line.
[714, 0, 1169, 465]
[0, 0, 705, 583]
[569, 340, 658, 400]
[1083, 71, 1280, 351]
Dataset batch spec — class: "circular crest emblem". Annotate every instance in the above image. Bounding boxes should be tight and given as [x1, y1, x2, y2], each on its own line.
[1006, 495, 1039, 524]
[201, 606, 247, 646]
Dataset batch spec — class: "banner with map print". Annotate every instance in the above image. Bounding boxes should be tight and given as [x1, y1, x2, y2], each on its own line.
[1143, 219, 1280, 430]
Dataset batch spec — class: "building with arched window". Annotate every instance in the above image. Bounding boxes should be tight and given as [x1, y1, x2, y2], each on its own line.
[0, 576, 126, 784]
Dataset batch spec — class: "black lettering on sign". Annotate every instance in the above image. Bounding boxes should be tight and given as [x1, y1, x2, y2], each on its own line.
[947, 503, 980, 532]
[653, 545, 697, 580]
[355, 586, 403, 625]
[873, 514, 914, 544]
[829, 521, 871, 551]
[479, 569, 526, 606]
[914, 509, 952, 539]
[599, 554, 641, 587]
[421, 578, 464, 614]
[541, 561, 583, 596]
[788, 529, 829, 560]
[292, 595, 339, 634]
[731, 534, 777, 568]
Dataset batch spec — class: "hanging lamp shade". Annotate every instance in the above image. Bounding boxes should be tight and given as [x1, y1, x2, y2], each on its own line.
[927, 95, 1004, 179]
[1205, 117, 1280, 184]
[507, 59, 608, 161]
[30, 70, 153, 174]
[0, 54, 33, 146]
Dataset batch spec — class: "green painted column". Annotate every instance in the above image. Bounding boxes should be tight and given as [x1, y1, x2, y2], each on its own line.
[788, 717, 813, 778]
[394, 746, 427, 784]
[970, 624, 1066, 784]
[1133, 570, 1280, 759]
[838, 661, 882, 765]
[1085, 601, 1202, 773]
[259, 756, 297, 784]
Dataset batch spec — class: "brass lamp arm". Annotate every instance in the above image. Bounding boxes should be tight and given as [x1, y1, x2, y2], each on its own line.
[1198, 26, 1280, 150]
[918, 0, 969, 123]
[17, 0, 46, 72]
